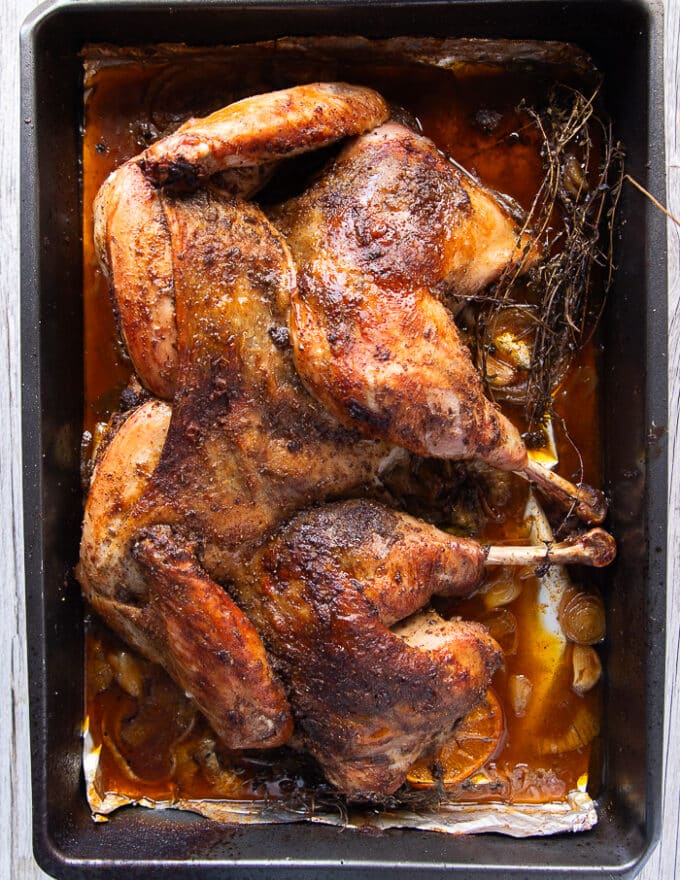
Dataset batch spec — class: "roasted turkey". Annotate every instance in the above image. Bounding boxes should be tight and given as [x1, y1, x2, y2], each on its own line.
[79, 82, 615, 796]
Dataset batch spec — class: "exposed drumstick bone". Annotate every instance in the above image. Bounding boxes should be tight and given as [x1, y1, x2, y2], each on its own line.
[485, 527, 616, 569]
[515, 457, 608, 525]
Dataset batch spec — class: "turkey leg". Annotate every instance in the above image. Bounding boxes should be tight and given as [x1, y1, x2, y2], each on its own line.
[238, 499, 502, 797]
[237, 498, 614, 796]
[277, 122, 606, 524]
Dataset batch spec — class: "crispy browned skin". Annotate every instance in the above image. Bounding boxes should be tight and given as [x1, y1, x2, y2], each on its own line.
[78, 399, 172, 662]
[138, 83, 389, 189]
[94, 164, 178, 399]
[129, 192, 391, 582]
[80, 190, 393, 748]
[275, 121, 537, 471]
[77, 401, 293, 749]
[94, 83, 389, 398]
[82, 97, 607, 788]
[93, 163, 283, 399]
[132, 526, 293, 748]
[239, 499, 501, 796]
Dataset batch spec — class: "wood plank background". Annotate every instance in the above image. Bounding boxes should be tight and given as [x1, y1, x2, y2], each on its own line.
[1, 0, 677, 876]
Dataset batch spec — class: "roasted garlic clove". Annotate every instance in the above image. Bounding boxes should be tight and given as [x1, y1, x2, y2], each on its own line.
[572, 644, 602, 694]
[485, 354, 519, 389]
[494, 329, 533, 371]
[508, 674, 533, 718]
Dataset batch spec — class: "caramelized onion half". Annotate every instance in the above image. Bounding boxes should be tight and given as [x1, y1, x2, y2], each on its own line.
[537, 704, 600, 755]
[481, 569, 522, 609]
[481, 609, 519, 656]
[559, 589, 606, 645]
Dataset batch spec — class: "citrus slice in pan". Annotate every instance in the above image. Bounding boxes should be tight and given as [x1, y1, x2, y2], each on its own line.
[407, 689, 504, 787]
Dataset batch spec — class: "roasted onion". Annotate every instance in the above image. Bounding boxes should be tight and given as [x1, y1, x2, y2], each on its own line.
[481, 569, 522, 609]
[481, 608, 519, 656]
[559, 588, 606, 645]
[537, 704, 600, 755]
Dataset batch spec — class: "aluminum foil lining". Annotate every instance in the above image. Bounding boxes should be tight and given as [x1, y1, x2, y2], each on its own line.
[84, 720, 596, 836]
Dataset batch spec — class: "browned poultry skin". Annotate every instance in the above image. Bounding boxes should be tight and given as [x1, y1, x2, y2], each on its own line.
[275, 121, 537, 471]
[81, 90, 610, 792]
[83, 177, 508, 776]
[94, 163, 178, 399]
[95, 83, 389, 399]
[77, 400, 293, 750]
[239, 499, 502, 796]
[132, 526, 293, 749]
[129, 191, 391, 583]
[138, 83, 389, 189]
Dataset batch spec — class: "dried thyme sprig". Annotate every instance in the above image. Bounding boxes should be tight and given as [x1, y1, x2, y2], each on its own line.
[476, 84, 624, 428]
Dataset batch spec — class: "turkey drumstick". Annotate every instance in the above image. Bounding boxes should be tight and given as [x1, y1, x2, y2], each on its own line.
[239, 499, 613, 796]
[276, 121, 607, 524]
[240, 497, 503, 797]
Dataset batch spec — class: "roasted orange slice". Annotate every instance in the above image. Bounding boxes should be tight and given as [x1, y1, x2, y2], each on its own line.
[407, 689, 504, 787]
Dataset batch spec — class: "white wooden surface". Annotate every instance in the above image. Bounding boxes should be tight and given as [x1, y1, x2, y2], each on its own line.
[1, 1, 678, 876]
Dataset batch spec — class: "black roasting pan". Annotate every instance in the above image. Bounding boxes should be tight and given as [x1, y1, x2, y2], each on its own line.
[20, 0, 667, 877]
